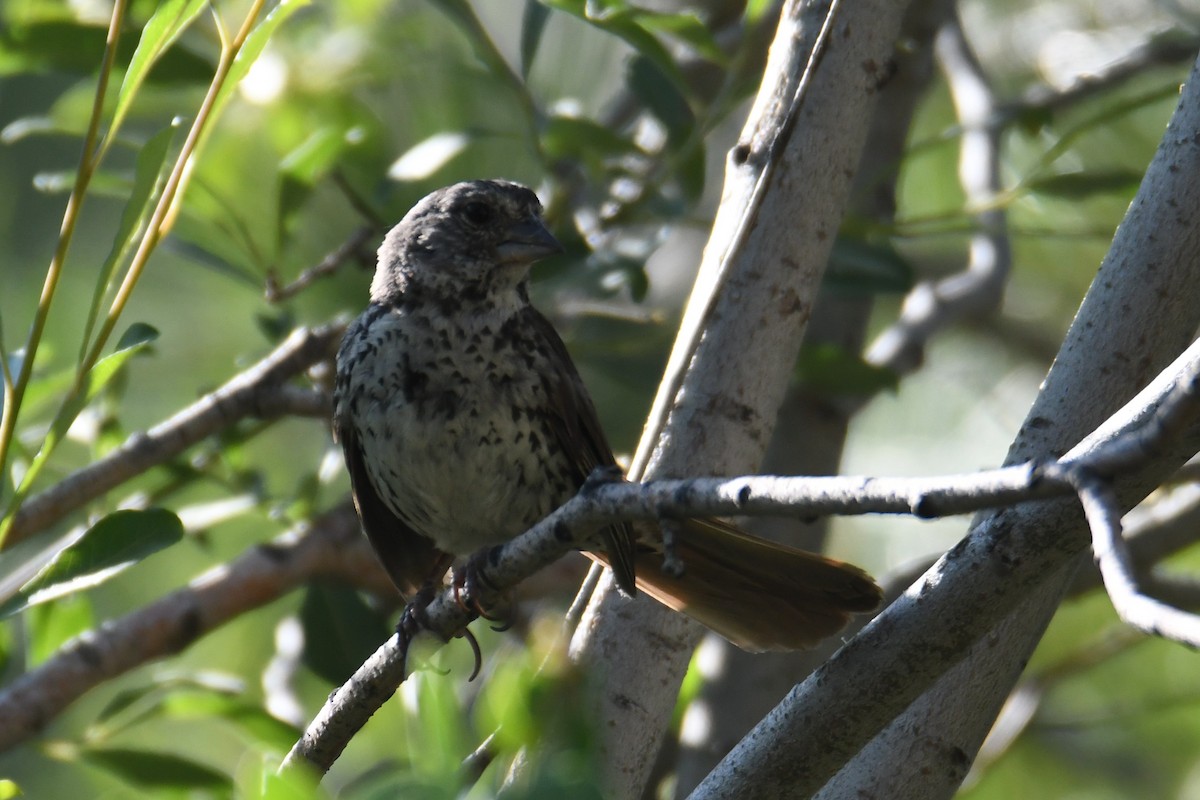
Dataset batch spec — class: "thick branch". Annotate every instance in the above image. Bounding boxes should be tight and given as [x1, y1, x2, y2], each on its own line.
[284, 340, 1200, 777]
[567, 1, 914, 793]
[691, 43, 1200, 796]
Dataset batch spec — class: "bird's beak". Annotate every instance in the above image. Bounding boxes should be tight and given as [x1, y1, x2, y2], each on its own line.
[496, 218, 564, 264]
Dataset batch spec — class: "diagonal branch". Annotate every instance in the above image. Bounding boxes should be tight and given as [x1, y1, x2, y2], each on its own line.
[0, 503, 374, 754]
[283, 338, 1200, 779]
[5, 323, 342, 547]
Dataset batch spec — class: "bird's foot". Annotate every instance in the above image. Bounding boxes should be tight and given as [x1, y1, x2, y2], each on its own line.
[452, 549, 514, 634]
[396, 585, 486, 682]
[394, 586, 436, 678]
[582, 464, 626, 493]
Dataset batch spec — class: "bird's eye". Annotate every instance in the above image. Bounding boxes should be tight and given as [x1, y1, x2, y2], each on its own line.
[462, 201, 495, 225]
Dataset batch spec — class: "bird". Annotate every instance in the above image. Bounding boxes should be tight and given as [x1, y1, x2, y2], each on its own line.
[332, 179, 881, 653]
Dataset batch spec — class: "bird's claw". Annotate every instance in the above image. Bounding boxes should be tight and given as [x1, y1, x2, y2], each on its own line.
[397, 585, 487, 682]
[453, 550, 515, 631]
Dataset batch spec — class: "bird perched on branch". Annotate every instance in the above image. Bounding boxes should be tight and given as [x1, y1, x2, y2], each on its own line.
[333, 179, 880, 653]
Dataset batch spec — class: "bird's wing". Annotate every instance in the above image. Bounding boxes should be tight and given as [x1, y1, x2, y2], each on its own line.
[335, 419, 453, 599]
[524, 307, 638, 596]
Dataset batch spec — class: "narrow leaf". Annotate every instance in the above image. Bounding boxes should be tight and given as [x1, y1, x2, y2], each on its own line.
[209, 0, 312, 126]
[631, 10, 726, 64]
[80, 747, 231, 790]
[540, 115, 637, 160]
[2, 325, 159, 528]
[826, 238, 914, 294]
[112, 0, 208, 133]
[542, 0, 689, 90]
[520, 0, 552, 78]
[2, 508, 183, 616]
[81, 123, 183, 357]
[626, 54, 694, 146]
[1025, 169, 1142, 199]
[299, 583, 390, 684]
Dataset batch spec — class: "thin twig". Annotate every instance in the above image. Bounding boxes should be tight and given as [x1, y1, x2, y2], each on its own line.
[1078, 476, 1200, 648]
[265, 226, 375, 303]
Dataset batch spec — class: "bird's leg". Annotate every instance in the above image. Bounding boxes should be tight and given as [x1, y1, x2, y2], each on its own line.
[394, 585, 437, 678]
[452, 547, 514, 632]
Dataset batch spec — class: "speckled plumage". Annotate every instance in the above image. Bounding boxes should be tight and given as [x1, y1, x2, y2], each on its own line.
[333, 180, 636, 597]
[333, 180, 883, 652]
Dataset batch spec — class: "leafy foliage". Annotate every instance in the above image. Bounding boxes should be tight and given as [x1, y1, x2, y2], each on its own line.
[0, 0, 1194, 797]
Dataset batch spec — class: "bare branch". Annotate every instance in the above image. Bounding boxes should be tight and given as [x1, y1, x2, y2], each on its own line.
[0, 503, 373, 754]
[865, 11, 1009, 376]
[1077, 476, 1200, 647]
[1009, 31, 1200, 120]
[567, 0, 918, 791]
[284, 337, 1200, 779]
[5, 323, 342, 546]
[264, 227, 376, 303]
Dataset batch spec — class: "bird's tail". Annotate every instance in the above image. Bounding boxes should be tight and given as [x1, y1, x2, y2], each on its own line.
[588, 518, 881, 652]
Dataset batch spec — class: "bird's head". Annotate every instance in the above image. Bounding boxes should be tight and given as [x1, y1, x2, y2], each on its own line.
[371, 180, 563, 304]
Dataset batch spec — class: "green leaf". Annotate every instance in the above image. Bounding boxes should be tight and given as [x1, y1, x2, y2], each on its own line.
[543, 0, 689, 91]
[794, 343, 899, 397]
[208, 0, 311, 133]
[1025, 169, 1143, 199]
[299, 583, 390, 685]
[626, 54, 694, 146]
[80, 747, 231, 791]
[27, 594, 93, 665]
[234, 751, 321, 800]
[408, 670, 472, 779]
[112, 0, 209, 135]
[113, 322, 159, 353]
[1, 508, 183, 616]
[0, 619, 11, 679]
[92, 671, 246, 738]
[0, 20, 212, 81]
[277, 126, 351, 248]
[630, 10, 726, 64]
[1, 325, 159, 531]
[520, 0, 551, 78]
[675, 139, 706, 201]
[540, 115, 638, 161]
[81, 123, 183, 357]
[743, 0, 775, 24]
[826, 238, 914, 294]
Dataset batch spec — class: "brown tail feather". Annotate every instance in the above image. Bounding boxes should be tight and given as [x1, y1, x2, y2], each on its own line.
[587, 519, 881, 652]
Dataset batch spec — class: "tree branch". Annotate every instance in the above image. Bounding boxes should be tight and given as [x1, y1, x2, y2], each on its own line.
[283, 335, 1200, 779]
[563, 1, 916, 793]
[864, 10, 1009, 376]
[0, 503, 373, 754]
[5, 323, 342, 546]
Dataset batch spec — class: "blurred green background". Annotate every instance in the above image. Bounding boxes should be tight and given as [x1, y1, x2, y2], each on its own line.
[0, 0, 1197, 797]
